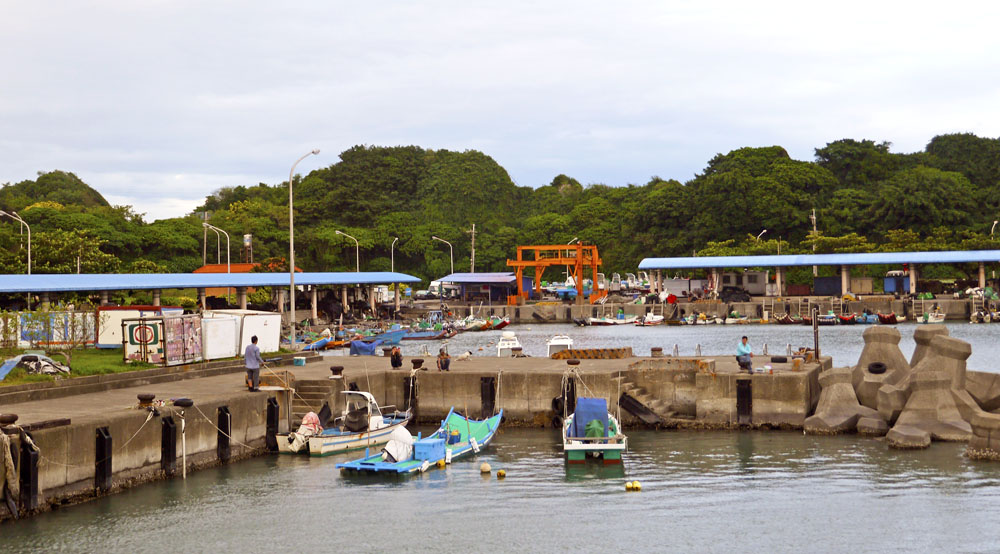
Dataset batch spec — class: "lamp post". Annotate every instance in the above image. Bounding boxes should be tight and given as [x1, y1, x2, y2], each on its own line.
[0, 210, 30, 274]
[203, 223, 230, 273]
[204, 225, 222, 264]
[391, 237, 399, 272]
[992, 220, 998, 279]
[756, 229, 767, 241]
[565, 237, 578, 281]
[288, 148, 321, 348]
[336, 230, 359, 272]
[810, 208, 818, 277]
[431, 235, 453, 274]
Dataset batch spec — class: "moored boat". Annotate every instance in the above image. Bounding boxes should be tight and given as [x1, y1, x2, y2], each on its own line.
[837, 314, 857, 325]
[816, 314, 839, 325]
[497, 331, 522, 357]
[562, 397, 627, 464]
[918, 308, 945, 324]
[877, 312, 906, 324]
[774, 313, 802, 325]
[336, 408, 503, 474]
[546, 335, 573, 357]
[855, 313, 878, 324]
[277, 391, 411, 456]
[634, 313, 664, 326]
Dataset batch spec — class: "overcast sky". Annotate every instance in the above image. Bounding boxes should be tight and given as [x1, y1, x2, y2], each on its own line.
[2, 2, 999, 221]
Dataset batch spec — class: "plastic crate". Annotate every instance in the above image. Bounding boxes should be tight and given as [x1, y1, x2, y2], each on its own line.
[413, 438, 445, 461]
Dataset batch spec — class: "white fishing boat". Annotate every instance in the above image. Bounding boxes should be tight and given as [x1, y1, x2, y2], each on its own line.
[497, 331, 522, 357]
[277, 391, 411, 456]
[546, 335, 574, 357]
[919, 308, 946, 324]
[587, 315, 638, 325]
[634, 313, 664, 326]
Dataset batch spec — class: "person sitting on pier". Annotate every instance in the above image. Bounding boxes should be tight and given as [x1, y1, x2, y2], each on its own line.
[390, 346, 403, 370]
[736, 336, 753, 372]
[437, 348, 451, 371]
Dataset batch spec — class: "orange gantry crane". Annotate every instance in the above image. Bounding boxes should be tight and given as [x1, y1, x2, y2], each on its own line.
[506, 244, 605, 304]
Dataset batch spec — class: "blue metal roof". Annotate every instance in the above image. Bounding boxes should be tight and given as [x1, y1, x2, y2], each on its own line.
[0, 271, 421, 293]
[439, 272, 516, 284]
[638, 250, 1000, 270]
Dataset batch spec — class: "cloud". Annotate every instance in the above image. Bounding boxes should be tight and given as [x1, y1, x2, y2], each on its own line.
[3, 1, 1000, 220]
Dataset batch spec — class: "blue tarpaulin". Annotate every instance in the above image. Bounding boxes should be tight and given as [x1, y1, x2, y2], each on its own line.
[349, 339, 383, 356]
[571, 397, 608, 438]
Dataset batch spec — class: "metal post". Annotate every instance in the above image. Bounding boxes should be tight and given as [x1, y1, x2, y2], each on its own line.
[289, 149, 322, 349]
[336, 230, 359, 272]
[812, 306, 820, 359]
[432, 236, 453, 274]
[311, 286, 318, 321]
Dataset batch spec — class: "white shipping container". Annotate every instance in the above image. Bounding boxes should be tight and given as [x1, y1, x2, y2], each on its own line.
[204, 309, 281, 354]
[201, 315, 240, 360]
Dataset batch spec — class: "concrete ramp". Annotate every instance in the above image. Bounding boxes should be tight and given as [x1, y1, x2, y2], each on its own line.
[619, 393, 663, 426]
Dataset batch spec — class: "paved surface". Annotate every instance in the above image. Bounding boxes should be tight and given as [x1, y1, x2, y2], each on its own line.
[2, 352, 822, 426]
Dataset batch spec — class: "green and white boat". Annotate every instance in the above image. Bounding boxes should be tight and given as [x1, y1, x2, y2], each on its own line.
[562, 397, 627, 464]
[336, 408, 503, 474]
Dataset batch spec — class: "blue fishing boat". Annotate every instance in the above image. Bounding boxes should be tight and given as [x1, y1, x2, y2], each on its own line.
[855, 313, 878, 324]
[303, 337, 332, 351]
[336, 408, 503, 474]
[372, 328, 407, 345]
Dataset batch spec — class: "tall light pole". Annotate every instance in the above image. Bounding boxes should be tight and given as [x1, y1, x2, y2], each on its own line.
[810, 208, 818, 277]
[391, 237, 399, 272]
[336, 230, 359, 272]
[289, 148, 320, 348]
[0, 210, 30, 275]
[204, 225, 222, 264]
[431, 235, 453, 274]
[566, 237, 578, 281]
[203, 223, 230, 273]
[992, 220, 998, 279]
[756, 229, 767, 241]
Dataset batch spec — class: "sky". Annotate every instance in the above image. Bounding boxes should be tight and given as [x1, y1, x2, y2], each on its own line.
[2, 1, 1000, 221]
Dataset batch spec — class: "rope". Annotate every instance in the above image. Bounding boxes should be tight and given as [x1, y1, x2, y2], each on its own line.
[494, 370, 502, 415]
[13, 409, 156, 470]
[192, 405, 255, 451]
[261, 362, 321, 415]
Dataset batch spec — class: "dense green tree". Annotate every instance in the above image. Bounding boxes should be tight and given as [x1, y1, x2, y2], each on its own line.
[869, 166, 977, 235]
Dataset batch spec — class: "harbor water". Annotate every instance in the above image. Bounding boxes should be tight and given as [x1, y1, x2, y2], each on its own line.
[340, 321, 1000, 373]
[4, 428, 1000, 552]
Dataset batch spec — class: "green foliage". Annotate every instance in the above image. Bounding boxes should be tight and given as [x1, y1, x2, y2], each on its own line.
[6, 135, 1000, 285]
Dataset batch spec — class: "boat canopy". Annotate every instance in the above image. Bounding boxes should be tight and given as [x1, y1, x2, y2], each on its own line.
[571, 397, 608, 438]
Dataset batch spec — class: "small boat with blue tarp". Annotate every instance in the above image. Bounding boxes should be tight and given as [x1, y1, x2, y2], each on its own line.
[562, 397, 627, 464]
[336, 408, 503, 474]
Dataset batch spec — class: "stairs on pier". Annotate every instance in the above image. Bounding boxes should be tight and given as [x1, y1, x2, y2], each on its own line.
[613, 374, 672, 426]
[291, 380, 338, 423]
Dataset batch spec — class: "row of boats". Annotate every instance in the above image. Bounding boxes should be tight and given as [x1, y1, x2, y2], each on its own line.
[278, 390, 627, 472]
[303, 315, 511, 351]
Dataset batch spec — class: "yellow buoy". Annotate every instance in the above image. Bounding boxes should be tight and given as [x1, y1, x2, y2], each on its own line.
[436, 459, 446, 469]
[625, 481, 634, 491]
[633, 481, 642, 492]
[480, 462, 492, 474]
[497, 469, 506, 479]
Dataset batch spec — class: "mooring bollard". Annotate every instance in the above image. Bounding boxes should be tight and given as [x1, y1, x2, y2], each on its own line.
[763, 343, 768, 356]
[786, 344, 793, 356]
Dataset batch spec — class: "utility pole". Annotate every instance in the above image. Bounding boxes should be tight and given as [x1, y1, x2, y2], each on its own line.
[468, 223, 476, 273]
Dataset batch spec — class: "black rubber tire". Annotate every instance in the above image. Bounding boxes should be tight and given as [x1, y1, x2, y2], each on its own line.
[770, 356, 787, 363]
[552, 397, 564, 414]
[868, 362, 887, 375]
[551, 416, 563, 429]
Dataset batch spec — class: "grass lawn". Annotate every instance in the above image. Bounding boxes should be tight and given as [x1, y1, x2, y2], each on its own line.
[1, 347, 289, 387]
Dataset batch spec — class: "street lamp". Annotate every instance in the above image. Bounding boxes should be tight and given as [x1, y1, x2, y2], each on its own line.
[204, 225, 222, 264]
[992, 220, 998, 279]
[391, 237, 399, 272]
[336, 230, 359, 272]
[566, 237, 578, 281]
[756, 229, 767, 241]
[0, 210, 30, 274]
[431, 235, 453, 274]
[203, 223, 230, 273]
[288, 148, 321, 348]
[810, 208, 818, 277]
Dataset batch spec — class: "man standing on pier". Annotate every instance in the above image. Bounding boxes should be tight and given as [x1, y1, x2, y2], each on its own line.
[737, 336, 753, 373]
[245, 335, 264, 391]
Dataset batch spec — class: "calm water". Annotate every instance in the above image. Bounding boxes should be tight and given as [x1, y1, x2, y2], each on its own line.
[4, 429, 1000, 553]
[330, 321, 1000, 373]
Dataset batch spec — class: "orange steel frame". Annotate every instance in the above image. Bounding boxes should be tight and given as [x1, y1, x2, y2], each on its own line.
[506, 244, 605, 304]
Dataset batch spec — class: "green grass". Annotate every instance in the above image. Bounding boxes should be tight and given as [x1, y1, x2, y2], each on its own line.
[1, 347, 291, 387]
[1, 348, 153, 387]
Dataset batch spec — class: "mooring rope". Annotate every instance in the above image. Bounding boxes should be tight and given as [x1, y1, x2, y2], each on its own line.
[192, 404, 255, 451]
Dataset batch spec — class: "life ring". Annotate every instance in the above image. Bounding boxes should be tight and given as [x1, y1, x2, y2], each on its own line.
[867, 362, 887, 375]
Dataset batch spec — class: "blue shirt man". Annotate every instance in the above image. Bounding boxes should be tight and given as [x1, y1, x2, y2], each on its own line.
[736, 336, 752, 372]
[245, 335, 264, 391]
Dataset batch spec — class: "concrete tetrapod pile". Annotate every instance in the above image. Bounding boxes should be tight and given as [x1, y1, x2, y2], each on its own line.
[807, 324, 995, 448]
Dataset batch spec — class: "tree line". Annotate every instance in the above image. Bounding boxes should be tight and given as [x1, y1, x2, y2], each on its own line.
[1, 133, 998, 286]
